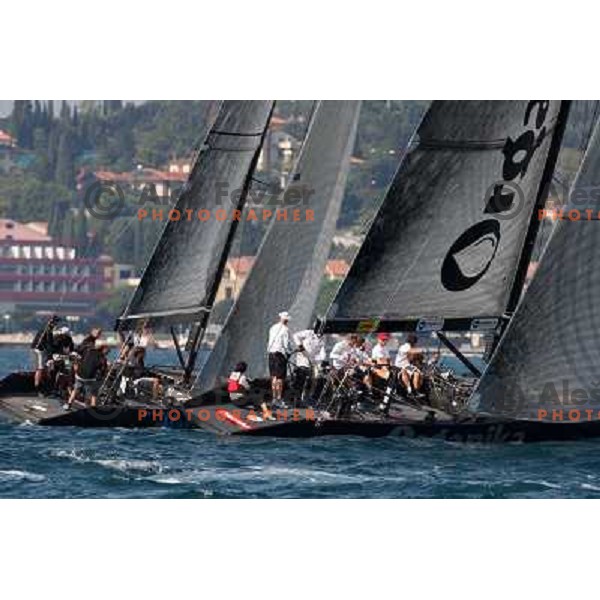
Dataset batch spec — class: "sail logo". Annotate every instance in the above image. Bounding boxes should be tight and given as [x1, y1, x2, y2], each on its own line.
[441, 101, 550, 292]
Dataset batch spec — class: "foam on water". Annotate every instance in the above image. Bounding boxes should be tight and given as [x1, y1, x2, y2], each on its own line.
[3, 346, 600, 497]
[0, 469, 45, 483]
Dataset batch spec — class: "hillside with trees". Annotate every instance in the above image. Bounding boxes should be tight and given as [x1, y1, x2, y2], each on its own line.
[0, 100, 597, 276]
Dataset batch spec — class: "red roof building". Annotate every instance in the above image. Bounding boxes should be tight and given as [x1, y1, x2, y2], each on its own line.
[0, 219, 113, 318]
[0, 129, 16, 148]
[325, 259, 350, 280]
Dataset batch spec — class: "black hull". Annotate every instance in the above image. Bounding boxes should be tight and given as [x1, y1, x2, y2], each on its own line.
[0, 371, 164, 428]
[3, 371, 600, 442]
[174, 401, 600, 442]
[231, 416, 600, 442]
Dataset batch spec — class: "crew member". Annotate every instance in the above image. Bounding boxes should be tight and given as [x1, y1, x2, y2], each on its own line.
[395, 333, 418, 370]
[77, 327, 102, 357]
[292, 329, 326, 403]
[30, 316, 58, 396]
[227, 362, 273, 420]
[402, 346, 425, 396]
[134, 321, 155, 349]
[293, 329, 326, 365]
[51, 326, 75, 398]
[65, 344, 110, 409]
[330, 334, 359, 370]
[127, 346, 161, 400]
[228, 361, 251, 404]
[52, 326, 75, 355]
[371, 333, 391, 364]
[267, 311, 292, 406]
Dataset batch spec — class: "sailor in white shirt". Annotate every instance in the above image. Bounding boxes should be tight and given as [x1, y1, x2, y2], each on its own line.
[394, 333, 418, 369]
[354, 336, 371, 365]
[267, 311, 293, 405]
[330, 334, 359, 370]
[293, 329, 326, 368]
[371, 332, 391, 364]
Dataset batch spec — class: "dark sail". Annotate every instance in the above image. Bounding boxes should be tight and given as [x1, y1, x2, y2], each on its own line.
[472, 115, 600, 422]
[119, 101, 274, 326]
[195, 101, 361, 392]
[322, 101, 565, 334]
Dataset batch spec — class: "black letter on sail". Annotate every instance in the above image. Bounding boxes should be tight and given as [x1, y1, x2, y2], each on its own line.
[441, 220, 500, 291]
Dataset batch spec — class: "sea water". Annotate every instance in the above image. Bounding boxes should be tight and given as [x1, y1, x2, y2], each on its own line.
[1, 346, 599, 499]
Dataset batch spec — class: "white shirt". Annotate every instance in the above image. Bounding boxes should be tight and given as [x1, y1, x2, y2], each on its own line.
[134, 329, 154, 348]
[372, 343, 390, 362]
[353, 346, 370, 365]
[330, 339, 354, 369]
[293, 329, 326, 364]
[268, 322, 292, 355]
[395, 342, 411, 369]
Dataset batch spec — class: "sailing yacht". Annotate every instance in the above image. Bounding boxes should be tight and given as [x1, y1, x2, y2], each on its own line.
[0, 100, 276, 427]
[5, 99, 600, 442]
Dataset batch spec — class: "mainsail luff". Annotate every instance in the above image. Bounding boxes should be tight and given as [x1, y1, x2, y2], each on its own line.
[119, 101, 274, 327]
[195, 101, 361, 393]
[472, 114, 600, 421]
[321, 101, 565, 334]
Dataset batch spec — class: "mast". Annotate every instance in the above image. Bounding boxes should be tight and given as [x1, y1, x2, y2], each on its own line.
[481, 101, 572, 361]
[504, 101, 572, 317]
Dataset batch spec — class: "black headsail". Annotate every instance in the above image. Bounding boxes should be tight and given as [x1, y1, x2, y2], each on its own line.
[471, 112, 600, 422]
[119, 101, 274, 327]
[195, 101, 361, 393]
[321, 101, 568, 335]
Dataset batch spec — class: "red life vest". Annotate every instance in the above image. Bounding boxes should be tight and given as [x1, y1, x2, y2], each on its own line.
[227, 374, 241, 393]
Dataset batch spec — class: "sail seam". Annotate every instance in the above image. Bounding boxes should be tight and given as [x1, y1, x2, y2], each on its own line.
[210, 130, 264, 137]
[420, 139, 508, 150]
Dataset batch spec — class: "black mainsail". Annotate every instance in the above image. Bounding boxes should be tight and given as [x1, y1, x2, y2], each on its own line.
[195, 101, 361, 392]
[119, 101, 274, 327]
[472, 114, 600, 421]
[321, 101, 568, 334]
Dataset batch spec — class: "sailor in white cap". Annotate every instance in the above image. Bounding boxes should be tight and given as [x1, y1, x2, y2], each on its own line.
[267, 311, 292, 406]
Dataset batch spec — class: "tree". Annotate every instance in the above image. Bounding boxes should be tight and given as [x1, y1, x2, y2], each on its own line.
[55, 130, 75, 188]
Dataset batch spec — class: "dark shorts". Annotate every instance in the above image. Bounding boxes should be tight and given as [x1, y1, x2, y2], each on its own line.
[74, 375, 100, 396]
[268, 352, 287, 379]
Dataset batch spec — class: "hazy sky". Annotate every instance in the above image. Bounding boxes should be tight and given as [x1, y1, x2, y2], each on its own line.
[0, 101, 13, 118]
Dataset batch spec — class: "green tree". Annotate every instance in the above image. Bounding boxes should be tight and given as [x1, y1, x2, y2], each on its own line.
[55, 130, 75, 188]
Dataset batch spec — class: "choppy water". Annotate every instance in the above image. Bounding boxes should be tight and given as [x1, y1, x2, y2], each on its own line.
[2, 346, 600, 498]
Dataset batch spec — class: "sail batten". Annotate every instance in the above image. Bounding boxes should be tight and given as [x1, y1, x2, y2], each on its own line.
[119, 101, 274, 327]
[195, 101, 361, 392]
[321, 101, 565, 334]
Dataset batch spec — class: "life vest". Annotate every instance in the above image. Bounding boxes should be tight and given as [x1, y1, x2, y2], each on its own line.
[228, 373, 242, 393]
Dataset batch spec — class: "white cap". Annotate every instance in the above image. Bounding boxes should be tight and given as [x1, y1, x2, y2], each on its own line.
[278, 311, 291, 320]
[55, 326, 70, 335]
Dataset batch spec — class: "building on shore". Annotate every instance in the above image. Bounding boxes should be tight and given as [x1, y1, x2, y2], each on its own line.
[214, 256, 351, 305]
[0, 219, 113, 318]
